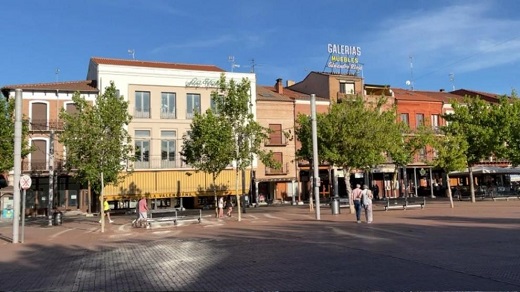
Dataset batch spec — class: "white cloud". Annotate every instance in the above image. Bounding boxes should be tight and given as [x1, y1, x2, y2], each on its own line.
[364, 1, 520, 77]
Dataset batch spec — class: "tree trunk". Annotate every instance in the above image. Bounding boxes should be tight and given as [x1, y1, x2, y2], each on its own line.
[446, 174, 454, 208]
[469, 166, 476, 203]
[392, 165, 399, 198]
[213, 175, 218, 218]
[343, 167, 354, 214]
[235, 167, 242, 222]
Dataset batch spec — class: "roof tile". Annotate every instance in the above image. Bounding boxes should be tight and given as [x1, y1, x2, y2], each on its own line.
[91, 57, 225, 72]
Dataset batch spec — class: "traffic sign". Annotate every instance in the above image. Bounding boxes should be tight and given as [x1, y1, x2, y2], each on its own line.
[20, 175, 32, 190]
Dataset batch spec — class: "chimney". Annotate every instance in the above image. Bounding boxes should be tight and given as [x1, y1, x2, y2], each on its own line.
[439, 89, 445, 92]
[275, 78, 283, 94]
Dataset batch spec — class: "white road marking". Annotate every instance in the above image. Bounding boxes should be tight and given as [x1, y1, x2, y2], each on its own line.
[49, 228, 74, 239]
[263, 213, 286, 220]
[330, 227, 390, 241]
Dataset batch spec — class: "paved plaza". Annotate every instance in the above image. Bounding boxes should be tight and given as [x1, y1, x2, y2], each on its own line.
[0, 199, 519, 291]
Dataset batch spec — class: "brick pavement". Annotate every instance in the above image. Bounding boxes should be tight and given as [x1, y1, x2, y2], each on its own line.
[0, 199, 519, 291]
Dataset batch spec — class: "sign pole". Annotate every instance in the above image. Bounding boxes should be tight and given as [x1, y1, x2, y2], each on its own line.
[12, 89, 23, 244]
[21, 189, 26, 243]
[20, 175, 32, 243]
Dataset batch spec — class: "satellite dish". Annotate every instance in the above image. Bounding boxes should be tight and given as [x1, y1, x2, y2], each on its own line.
[405, 80, 411, 86]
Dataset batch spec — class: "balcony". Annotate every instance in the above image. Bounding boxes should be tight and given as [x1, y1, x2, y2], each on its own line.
[132, 157, 182, 170]
[160, 111, 176, 119]
[22, 159, 66, 172]
[265, 163, 289, 175]
[134, 111, 150, 119]
[265, 135, 289, 147]
[30, 119, 64, 131]
[336, 92, 356, 101]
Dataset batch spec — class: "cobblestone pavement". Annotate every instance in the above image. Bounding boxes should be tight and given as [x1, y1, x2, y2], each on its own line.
[1, 199, 520, 291]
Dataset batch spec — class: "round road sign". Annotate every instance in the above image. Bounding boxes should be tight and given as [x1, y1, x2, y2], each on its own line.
[20, 175, 32, 190]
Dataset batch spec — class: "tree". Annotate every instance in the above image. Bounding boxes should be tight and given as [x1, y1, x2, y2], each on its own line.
[210, 74, 274, 221]
[443, 96, 501, 202]
[296, 95, 397, 213]
[181, 109, 235, 217]
[386, 123, 435, 198]
[429, 132, 469, 208]
[59, 82, 133, 213]
[0, 97, 32, 174]
[496, 91, 520, 166]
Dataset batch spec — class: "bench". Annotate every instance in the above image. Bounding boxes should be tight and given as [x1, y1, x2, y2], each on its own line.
[378, 197, 425, 211]
[146, 208, 202, 229]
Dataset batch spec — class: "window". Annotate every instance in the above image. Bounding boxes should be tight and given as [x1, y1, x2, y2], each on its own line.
[431, 114, 439, 132]
[266, 152, 285, 174]
[31, 139, 47, 170]
[419, 147, 427, 160]
[134, 130, 150, 168]
[31, 102, 48, 131]
[400, 113, 409, 126]
[268, 124, 283, 145]
[186, 93, 201, 119]
[339, 82, 354, 94]
[65, 103, 78, 115]
[135, 91, 150, 118]
[161, 92, 176, 119]
[415, 113, 424, 128]
[161, 130, 176, 168]
[210, 95, 222, 114]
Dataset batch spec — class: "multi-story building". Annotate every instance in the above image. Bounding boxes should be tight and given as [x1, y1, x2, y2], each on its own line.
[255, 83, 298, 205]
[1, 57, 257, 213]
[87, 57, 256, 209]
[1, 81, 98, 214]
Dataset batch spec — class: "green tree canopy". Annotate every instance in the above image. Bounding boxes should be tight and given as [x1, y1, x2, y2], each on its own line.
[296, 95, 398, 212]
[181, 109, 235, 213]
[59, 82, 133, 194]
[443, 96, 505, 202]
[207, 74, 274, 220]
[0, 96, 32, 174]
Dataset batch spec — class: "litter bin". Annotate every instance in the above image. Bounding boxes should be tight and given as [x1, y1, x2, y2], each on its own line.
[331, 197, 340, 215]
[53, 211, 63, 226]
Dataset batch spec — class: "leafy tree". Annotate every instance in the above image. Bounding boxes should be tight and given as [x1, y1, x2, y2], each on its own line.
[386, 123, 435, 198]
[443, 96, 501, 202]
[429, 132, 469, 208]
[210, 74, 274, 221]
[297, 95, 397, 213]
[496, 92, 520, 165]
[0, 97, 32, 174]
[59, 82, 133, 213]
[181, 109, 235, 217]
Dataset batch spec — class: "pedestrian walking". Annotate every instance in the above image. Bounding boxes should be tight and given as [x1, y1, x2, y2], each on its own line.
[137, 195, 149, 228]
[218, 196, 224, 218]
[100, 198, 114, 224]
[351, 184, 363, 223]
[362, 184, 374, 223]
[226, 196, 233, 217]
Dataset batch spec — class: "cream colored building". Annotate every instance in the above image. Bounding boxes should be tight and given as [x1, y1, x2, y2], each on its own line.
[87, 57, 256, 208]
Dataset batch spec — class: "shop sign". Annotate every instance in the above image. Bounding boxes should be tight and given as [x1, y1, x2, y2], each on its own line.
[326, 43, 363, 71]
[185, 78, 219, 88]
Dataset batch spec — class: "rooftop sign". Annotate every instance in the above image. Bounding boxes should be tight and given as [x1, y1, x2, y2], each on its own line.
[327, 43, 363, 71]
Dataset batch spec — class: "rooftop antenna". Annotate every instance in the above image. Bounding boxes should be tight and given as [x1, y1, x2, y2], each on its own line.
[449, 73, 455, 91]
[250, 58, 257, 73]
[408, 55, 415, 91]
[128, 49, 135, 60]
[228, 56, 240, 72]
[55, 68, 60, 82]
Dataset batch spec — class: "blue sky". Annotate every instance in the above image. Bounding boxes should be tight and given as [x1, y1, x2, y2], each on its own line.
[3, 0, 520, 95]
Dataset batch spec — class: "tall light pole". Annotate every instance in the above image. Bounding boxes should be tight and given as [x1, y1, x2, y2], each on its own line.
[12, 89, 23, 243]
[311, 94, 321, 220]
